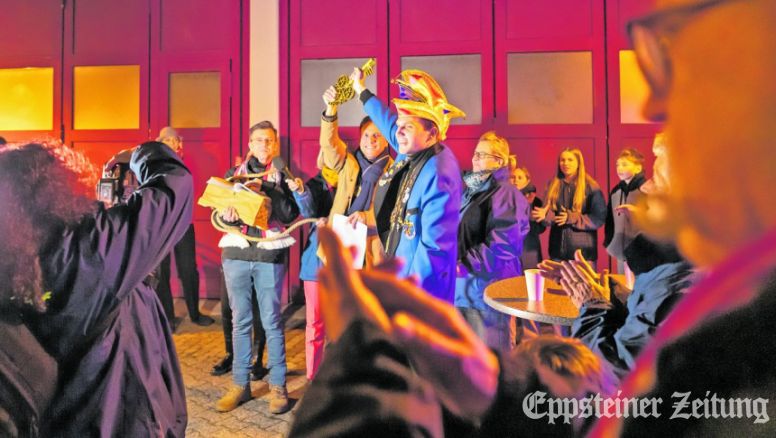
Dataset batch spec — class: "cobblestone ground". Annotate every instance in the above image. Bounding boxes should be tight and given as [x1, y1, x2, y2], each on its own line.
[172, 299, 308, 438]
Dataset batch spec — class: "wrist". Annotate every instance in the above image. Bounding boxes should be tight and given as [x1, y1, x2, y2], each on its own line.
[324, 104, 338, 117]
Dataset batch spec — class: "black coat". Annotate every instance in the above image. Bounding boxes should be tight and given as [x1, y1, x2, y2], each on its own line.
[28, 143, 192, 437]
[520, 184, 546, 269]
[545, 177, 607, 262]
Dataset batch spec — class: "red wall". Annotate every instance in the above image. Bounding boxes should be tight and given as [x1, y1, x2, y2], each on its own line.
[1, 0, 247, 299]
[281, 0, 662, 271]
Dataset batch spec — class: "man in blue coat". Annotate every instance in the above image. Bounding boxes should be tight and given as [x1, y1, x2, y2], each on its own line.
[350, 68, 464, 302]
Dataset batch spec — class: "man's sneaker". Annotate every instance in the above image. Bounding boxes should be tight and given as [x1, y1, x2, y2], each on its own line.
[210, 354, 233, 376]
[268, 384, 290, 414]
[215, 384, 251, 412]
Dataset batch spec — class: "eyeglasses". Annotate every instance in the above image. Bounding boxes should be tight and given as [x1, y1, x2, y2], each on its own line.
[627, 0, 747, 97]
[472, 151, 501, 161]
[250, 138, 275, 145]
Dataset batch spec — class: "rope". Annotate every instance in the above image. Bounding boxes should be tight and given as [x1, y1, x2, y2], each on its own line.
[210, 210, 319, 243]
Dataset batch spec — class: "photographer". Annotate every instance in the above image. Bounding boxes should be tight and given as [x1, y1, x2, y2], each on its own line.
[0, 141, 191, 436]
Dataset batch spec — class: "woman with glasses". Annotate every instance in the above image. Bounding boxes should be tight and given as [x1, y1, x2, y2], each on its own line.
[531, 148, 606, 267]
[454, 131, 529, 351]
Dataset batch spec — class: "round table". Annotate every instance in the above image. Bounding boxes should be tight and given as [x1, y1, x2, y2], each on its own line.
[483, 274, 626, 326]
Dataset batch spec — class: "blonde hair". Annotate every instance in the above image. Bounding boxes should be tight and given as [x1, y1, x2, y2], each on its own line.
[477, 131, 513, 168]
[545, 148, 588, 212]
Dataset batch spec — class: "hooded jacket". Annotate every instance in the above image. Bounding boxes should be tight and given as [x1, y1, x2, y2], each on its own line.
[604, 172, 647, 260]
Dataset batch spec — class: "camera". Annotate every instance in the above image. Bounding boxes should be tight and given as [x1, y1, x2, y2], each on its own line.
[98, 161, 138, 207]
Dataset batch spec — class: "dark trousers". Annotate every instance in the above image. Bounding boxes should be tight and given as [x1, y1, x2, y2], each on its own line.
[219, 269, 266, 360]
[156, 224, 202, 322]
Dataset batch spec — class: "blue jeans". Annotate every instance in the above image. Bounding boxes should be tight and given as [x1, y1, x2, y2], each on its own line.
[222, 259, 287, 386]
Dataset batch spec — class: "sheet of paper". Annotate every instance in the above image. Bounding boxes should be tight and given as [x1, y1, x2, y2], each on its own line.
[331, 214, 368, 270]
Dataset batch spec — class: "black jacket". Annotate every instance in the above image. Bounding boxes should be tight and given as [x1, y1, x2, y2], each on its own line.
[221, 157, 300, 263]
[28, 142, 191, 437]
[545, 177, 607, 261]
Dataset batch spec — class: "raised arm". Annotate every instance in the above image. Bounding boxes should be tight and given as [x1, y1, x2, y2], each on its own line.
[351, 67, 399, 152]
[319, 86, 349, 172]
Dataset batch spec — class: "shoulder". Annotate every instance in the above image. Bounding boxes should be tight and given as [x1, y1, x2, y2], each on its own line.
[427, 146, 461, 176]
[584, 176, 603, 193]
[494, 180, 528, 207]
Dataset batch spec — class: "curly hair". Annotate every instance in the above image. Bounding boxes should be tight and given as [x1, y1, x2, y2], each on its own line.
[0, 142, 96, 312]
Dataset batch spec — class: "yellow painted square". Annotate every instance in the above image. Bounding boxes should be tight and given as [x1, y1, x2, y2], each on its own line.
[74, 65, 140, 130]
[0, 67, 54, 131]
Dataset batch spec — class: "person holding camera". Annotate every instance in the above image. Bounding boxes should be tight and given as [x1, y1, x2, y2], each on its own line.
[0, 140, 191, 436]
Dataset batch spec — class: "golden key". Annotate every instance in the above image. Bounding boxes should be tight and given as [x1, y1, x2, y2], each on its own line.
[331, 58, 376, 105]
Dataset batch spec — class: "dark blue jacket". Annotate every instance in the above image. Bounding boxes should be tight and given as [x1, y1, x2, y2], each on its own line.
[572, 260, 694, 378]
[29, 143, 192, 437]
[293, 173, 334, 281]
[454, 167, 530, 310]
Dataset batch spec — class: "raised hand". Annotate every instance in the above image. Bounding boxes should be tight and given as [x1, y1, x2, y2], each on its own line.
[317, 227, 391, 343]
[322, 86, 338, 118]
[316, 227, 499, 421]
[349, 67, 366, 95]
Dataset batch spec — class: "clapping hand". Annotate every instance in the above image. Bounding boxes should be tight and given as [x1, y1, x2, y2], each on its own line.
[538, 259, 564, 283]
[554, 206, 569, 226]
[531, 205, 549, 222]
[557, 250, 611, 309]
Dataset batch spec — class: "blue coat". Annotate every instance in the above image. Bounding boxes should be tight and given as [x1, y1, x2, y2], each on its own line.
[293, 173, 334, 281]
[363, 92, 462, 302]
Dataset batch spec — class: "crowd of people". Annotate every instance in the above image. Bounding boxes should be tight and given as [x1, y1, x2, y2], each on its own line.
[2, 0, 776, 436]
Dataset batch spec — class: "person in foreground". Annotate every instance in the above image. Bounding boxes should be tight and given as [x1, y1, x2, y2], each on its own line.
[539, 138, 695, 379]
[590, 0, 776, 435]
[288, 227, 616, 437]
[0, 141, 190, 436]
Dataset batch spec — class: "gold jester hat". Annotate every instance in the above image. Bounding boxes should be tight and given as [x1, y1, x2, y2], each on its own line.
[391, 70, 465, 141]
